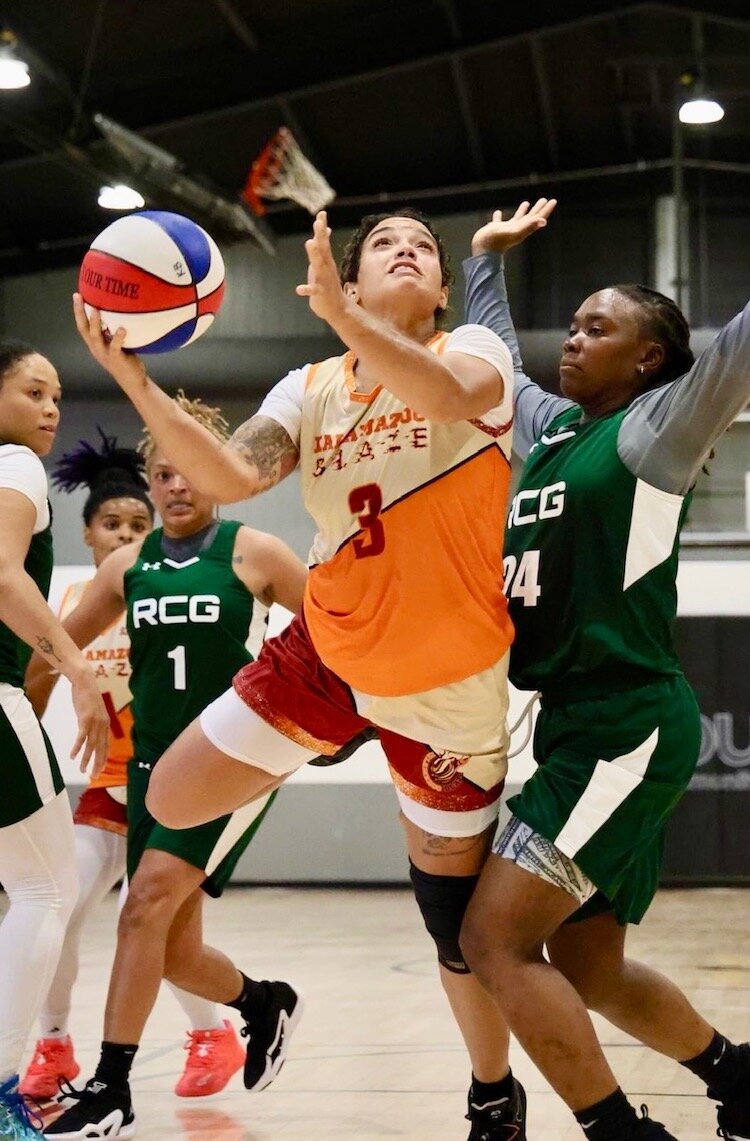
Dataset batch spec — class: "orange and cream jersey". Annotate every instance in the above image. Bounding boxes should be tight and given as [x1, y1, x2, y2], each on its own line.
[257, 323, 515, 697]
[59, 580, 132, 789]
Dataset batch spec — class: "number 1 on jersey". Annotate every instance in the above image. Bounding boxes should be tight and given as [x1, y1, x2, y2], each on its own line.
[167, 644, 187, 690]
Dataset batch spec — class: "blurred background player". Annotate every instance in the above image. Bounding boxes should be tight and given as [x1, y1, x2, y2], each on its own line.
[22, 429, 250, 1102]
[0, 340, 109, 1141]
[43, 393, 308, 1140]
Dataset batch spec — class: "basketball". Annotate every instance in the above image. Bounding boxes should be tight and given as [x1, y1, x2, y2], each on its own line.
[78, 210, 225, 353]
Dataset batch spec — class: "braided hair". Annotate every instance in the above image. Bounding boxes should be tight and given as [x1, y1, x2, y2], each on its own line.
[52, 427, 154, 524]
[613, 285, 694, 388]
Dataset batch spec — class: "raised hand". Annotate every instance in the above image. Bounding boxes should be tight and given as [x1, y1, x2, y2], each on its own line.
[72, 292, 148, 394]
[471, 198, 557, 257]
[295, 211, 348, 326]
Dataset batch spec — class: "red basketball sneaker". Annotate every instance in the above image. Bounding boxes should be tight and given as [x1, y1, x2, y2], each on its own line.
[175, 1020, 245, 1097]
[20, 1035, 80, 1100]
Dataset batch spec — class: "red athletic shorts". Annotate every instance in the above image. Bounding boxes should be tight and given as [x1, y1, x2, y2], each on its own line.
[233, 612, 504, 820]
[73, 784, 128, 836]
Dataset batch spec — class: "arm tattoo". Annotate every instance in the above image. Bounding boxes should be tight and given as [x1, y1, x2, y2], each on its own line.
[35, 636, 63, 664]
[229, 416, 298, 492]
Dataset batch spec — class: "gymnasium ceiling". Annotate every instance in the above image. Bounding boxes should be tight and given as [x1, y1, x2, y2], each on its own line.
[0, 0, 748, 275]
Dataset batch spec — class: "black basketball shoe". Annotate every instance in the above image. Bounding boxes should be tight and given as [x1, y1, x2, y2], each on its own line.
[711, 1043, 750, 1139]
[43, 1078, 135, 1139]
[466, 1076, 527, 1140]
[240, 980, 303, 1091]
[625, 1105, 679, 1139]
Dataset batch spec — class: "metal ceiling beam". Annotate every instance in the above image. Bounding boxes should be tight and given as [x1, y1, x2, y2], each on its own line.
[211, 0, 260, 53]
[529, 35, 559, 170]
[449, 56, 485, 180]
[140, 4, 712, 138]
[264, 154, 750, 212]
[435, 0, 462, 42]
[610, 62, 636, 158]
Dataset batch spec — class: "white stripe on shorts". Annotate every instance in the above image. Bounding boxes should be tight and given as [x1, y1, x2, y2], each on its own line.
[204, 790, 274, 877]
[0, 682, 56, 807]
[554, 728, 659, 859]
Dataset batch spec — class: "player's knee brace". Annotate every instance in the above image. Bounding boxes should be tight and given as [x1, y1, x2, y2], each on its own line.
[409, 861, 479, 974]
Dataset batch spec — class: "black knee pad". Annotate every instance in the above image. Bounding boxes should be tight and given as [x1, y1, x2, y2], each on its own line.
[409, 861, 479, 974]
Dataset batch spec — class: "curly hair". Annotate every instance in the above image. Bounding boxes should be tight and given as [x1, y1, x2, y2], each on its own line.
[139, 389, 230, 469]
[339, 207, 454, 323]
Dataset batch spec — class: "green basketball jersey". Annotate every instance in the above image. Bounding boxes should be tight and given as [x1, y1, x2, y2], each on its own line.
[0, 522, 53, 686]
[124, 520, 256, 764]
[504, 406, 691, 700]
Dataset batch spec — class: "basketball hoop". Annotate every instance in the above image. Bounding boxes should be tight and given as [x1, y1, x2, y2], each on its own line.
[243, 127, 335, 216]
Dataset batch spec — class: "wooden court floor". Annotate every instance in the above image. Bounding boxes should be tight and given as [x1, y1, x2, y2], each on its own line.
[13, 885, 750, 1140]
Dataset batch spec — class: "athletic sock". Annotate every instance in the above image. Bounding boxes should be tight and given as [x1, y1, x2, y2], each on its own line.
[226, 972, 270, 1019]
[574, 1088, 639, 1140]
[681, 1031, 743, 1098]
[469, 1070, 516, 1106]
[93, 1042, 138, 1090]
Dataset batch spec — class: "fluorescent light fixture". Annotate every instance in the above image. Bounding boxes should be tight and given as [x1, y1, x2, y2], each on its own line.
[678, 97, 725, 125]
[0, 52, 29, 89]
[98, 184, 145, 210]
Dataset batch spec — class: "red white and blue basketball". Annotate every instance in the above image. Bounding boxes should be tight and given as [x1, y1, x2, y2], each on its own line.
[78, 210, 225, 353]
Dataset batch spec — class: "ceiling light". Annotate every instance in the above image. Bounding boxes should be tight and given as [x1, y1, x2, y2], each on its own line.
[678, 97, 725, 125]
[98, 184, 146, 210]
[0, 35, 30, 89]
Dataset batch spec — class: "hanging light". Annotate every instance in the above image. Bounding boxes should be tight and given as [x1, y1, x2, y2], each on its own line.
[677, 70, 725, 125]
[0, 32, 30, 89]
[678, 97, 724, 125]
[98, 184, 146, 210]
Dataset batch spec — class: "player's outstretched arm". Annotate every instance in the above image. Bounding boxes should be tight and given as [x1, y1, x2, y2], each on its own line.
[0, 491, 110, 774]
[73, 294, 295, 503]
[470, 198, 556, 257]
[296, 212, 509, 423]
[25, 543, 134, 719]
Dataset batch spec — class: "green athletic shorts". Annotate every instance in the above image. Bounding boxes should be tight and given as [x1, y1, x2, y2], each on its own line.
[507, 675, 701, 925]
[127, 756, 276, 898]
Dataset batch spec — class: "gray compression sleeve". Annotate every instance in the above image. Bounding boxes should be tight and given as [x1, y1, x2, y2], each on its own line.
[463, 253, 573, 460]
[619, 299, 750, 494]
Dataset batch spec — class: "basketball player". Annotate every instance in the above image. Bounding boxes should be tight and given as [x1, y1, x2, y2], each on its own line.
[22, 429, 250, 1102]
[71, 207, 535, 1141]
[459, 202, 750, 1141]
[44, 393, 308, 1140]
[0, 340, 109, 1141]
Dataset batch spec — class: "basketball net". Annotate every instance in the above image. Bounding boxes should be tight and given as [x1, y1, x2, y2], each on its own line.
[243, 127, 335, 216]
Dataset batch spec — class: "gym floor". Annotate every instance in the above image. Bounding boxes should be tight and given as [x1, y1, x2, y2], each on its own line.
[21, 885, 749, 1140]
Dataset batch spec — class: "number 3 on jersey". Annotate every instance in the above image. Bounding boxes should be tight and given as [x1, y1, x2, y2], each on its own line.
[503, 550, 541, 606]
[349, 483, 385, 558]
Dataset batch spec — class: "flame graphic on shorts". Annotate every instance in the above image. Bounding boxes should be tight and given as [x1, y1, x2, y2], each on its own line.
[423, 749, 470, 791]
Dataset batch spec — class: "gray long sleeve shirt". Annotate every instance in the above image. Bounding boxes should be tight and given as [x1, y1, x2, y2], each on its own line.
[463, 252, 750, 495]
